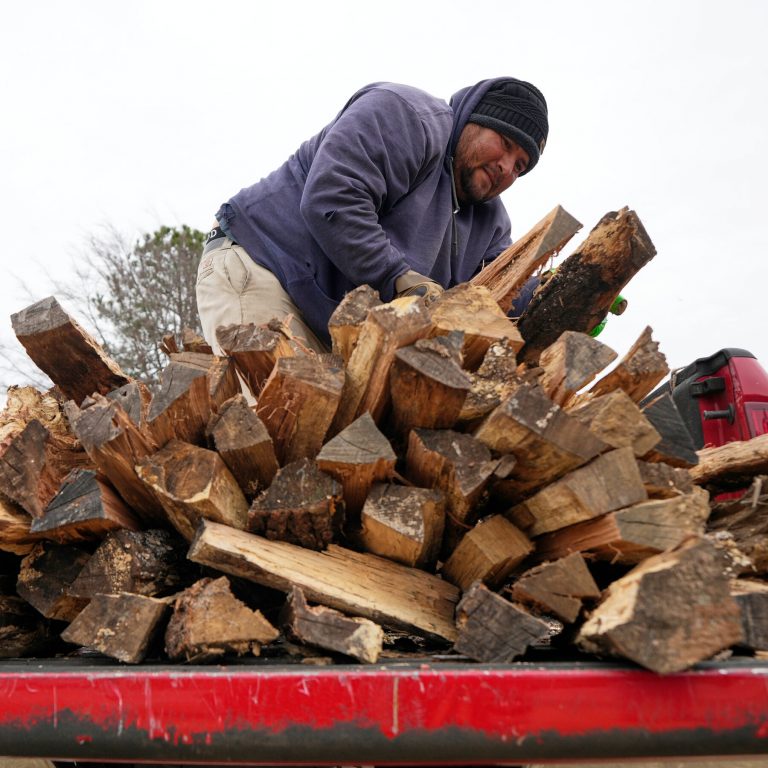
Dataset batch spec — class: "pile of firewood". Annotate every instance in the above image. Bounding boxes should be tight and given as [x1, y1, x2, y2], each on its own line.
[2, 205, 768, 674]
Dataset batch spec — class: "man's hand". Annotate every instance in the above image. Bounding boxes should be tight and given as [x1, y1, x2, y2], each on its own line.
[395, 270, 444, 302]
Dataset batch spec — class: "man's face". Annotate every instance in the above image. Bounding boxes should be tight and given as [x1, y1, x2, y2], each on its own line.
[453, 124, 530, 206]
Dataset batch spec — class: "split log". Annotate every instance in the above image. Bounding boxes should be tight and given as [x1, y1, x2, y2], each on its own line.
[429, 284, 523, 370]
[534, 488, 711, 565]
[454, 582, 551, 662]
[475, 380, 608, 501]
[16, 542, 90, 622]
[327, 285, 382, 365]
[731, 579, 768, 651]
[316, 413, 396, 522]
[68, 529, 194, 599]
[0, 385, 71, 445]
[389, 334, 472, 438]
[136, 440, 249, 541]
[507, 447, 648, 537]
[255, 355, 344, 464]
[641, 392, 699, 468]
[636, 459, 694, 498]
[188, 520, 459, 642]
[105, 381, 152, 429]
[568, 389, 661, 457]
[0, 419, 91, 519]
[182, 327, 213, 354]
[510, 553, 600, 623]
[441, 515, 533, 591]
[146, 357, 239, 447]
[11, 296, 131, 404]
[0, 595, 53, 658]
[30, 468, 141, 543]
[206, 394, 278, 497]
[707, 476, 768, 574]
[165, 576, 279, 662]
[65, 395, 165, 525]
[517, 207, 656, 363]
[583, 326, 669, 404]
[471, 204, 583, 313]
[248, 458, 343, 550]
[405, 429, 496, 554]
[216, 322, 297, 395]
[539, 331, 617, 406]
[330, 297, 432, 433]
[281, 586, 383, 664]
[359, 483, 445, 569]
[61, 592, 169, 664]
[457, 339, 519, 428]
[0, 498, 40, 555]
[576, 536, 743, 674]
[691, 433, 768, 489]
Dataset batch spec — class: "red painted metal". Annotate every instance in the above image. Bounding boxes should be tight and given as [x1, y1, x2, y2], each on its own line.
[1, 661, 768, 763]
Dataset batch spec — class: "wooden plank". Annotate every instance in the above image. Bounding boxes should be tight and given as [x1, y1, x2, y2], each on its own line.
[164, 576, 279, 662]
[281, 586, 383, 664]
[517, 208, 656, 363]
[576, 537, 743, 674]
[11, 296, 131, 404]
[188, 520, 459, 642]
[470, 205, 583, 313]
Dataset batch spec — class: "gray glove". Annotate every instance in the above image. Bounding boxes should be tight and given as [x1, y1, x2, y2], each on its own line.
[394, 270, 444, 302]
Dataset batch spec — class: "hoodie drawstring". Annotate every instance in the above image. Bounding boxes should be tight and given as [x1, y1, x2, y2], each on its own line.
[448, 156, 459, 259]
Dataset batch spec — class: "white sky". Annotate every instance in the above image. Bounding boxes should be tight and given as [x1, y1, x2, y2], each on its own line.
[2, 0, 767, 390]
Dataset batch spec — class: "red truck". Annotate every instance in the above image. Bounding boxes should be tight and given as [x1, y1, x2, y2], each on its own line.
[2, 348, 768, 766]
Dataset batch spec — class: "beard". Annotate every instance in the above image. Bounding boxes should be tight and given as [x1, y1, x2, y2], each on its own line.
[457, 166, 490, 206]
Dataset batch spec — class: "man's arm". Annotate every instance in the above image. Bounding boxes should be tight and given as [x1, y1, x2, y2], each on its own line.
[299, 88, 450, 302]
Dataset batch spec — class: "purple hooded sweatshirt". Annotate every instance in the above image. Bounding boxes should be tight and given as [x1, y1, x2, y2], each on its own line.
[217, 79, 514, 344]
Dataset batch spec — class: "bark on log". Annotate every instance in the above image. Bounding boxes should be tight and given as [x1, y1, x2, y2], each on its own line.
[691, 433, 768, 489]
[11, 296, 131, 404]
[248, 458, 343, 550]
[441, 515, 533, 591]
[454, 582, 551, 662]
[206, 394, 278, 497]
[136, 440, 249, 541]
[61, 592, 169, 664]
[328, 285, 382, 365]
[507, 447, 648, 537]
[164, 576, 279, 662]
[188, 520, 459, 642]
[517, 208, 656, 363]
[256, 355, 344, 464]
[281, 586, 383, 664]
[470, 205, 583, 313]
[576, 536, 743, 674]
[68, 528, 194, 599]
[16, 542, 90, 621]
[359, 483, 445, 569]
[429, 284, 523, 370]
[30, 468, 141, 543]
[510, 552, 600, 623]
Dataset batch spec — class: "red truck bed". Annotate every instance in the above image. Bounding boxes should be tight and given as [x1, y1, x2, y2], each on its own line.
[1, 656, 767, 765]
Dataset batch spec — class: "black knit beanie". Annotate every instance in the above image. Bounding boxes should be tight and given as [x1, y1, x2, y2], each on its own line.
[469, 79, 549, 173]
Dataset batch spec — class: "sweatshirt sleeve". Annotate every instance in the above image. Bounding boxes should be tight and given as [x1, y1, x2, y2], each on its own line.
[299, 88, 449, 301]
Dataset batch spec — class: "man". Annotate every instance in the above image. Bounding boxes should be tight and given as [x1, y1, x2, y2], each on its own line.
[197, 77, 549, 354]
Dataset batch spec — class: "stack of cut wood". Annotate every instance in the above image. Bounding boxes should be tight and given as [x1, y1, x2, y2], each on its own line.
[2, 205, 767, 674]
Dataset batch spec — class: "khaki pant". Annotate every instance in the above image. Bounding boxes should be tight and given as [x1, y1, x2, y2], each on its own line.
[196, 237, 328, 355]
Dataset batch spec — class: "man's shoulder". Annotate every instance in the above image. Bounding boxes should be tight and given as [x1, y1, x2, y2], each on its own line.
[350, 82, 452, 120]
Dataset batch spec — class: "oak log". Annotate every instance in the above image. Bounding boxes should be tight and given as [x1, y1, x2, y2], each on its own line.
[248, 458, 343, 550]
[11, 296, 131, 404]
[359, 483, 445, 568]
[256, 354, 344, 464]
[281, 586, 383, 664]
[576, 536, 743, 674]
[441, 515, 533, 591]
[136, 440, 249, 541]
[517, 208, 656, 363]
[636, 459, 694, 498]
[470, 205, 583, 313]
[507, 447, 648, 537]
[165, 576, 279, 662]
[328, 285, 382, 365]
[188, 520, 459, 642]
[206, 394, 278, 497]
